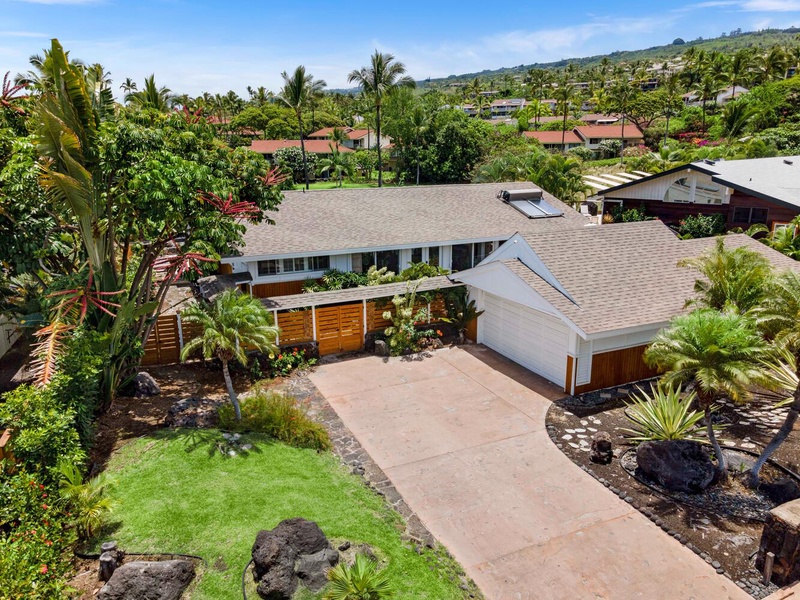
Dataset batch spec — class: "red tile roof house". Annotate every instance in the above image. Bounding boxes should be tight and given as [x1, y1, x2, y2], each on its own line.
[524, 130, 584, 151]
[248, 139, 353, 161]
[307, 127, 391, 150]
[573, 124, 644, 150]
[596, 155, 800, 232]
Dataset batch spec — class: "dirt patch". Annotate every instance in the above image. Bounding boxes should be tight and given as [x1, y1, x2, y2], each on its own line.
[546, 386, 800, 599]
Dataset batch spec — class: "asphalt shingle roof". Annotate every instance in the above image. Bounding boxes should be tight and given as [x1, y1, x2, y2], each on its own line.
[233, 182, 589, 259]
[508, 221, 800, 336]
[700, 156, 800, 209]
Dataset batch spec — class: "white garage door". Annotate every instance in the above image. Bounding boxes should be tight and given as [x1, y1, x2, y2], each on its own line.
[480, 293, 569, 387]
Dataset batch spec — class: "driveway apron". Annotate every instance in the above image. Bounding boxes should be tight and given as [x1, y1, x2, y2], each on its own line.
[309, 346, 750, 600]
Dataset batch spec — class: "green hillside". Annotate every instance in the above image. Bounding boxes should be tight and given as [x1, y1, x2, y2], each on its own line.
[421, 27, 800, 87]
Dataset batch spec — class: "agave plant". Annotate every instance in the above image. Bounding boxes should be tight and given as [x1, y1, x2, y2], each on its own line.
[622, 384, 707, 443]
[58, 462, 115, 541]
[323, 553, 392, 600]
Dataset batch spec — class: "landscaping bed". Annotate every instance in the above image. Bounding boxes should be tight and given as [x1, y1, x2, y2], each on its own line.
[546, 384, 800, 599]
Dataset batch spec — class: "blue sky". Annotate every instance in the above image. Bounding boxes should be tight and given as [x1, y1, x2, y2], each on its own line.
[2, 0, 800, 97]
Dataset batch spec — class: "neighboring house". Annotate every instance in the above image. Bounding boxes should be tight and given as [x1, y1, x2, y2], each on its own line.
[490, 98, 528, 118]
[461, 104, 478, 117]
[540, 99, 558, 112]
[248, 139, 353, 161]
[307, 128, 391, 150]
[579, 113, 620, 125]
[524, 130, 584, 151]
[597, 156, 800, 231]
[453, 220, 799, 394]
[221, 183, 590, 298]
[573, 124, 644, 150]
[683, 86, 749, 106]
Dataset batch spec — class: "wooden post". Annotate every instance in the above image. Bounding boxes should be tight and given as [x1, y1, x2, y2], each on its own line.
[764, 552, 775, 585]
[311, 306, 317, 341]
[362, 300, 368, 342]
[273, 310, 280, 344]
[757, 499, 800, 586]
[176, 312, 184, 351]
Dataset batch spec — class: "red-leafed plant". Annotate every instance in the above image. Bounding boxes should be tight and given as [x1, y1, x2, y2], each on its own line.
[199, 191, 263, 221]
[1, 72, 27, 115]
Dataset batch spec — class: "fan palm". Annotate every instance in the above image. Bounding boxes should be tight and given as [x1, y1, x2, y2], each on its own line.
[324, 553, 392, 600]
[278, 66, 326, 190]
[679, 237, 772, 314]
[125, 75, 173, 112]
[645, 309, 769, 481]
[180, 289, 279, 421]
[58, 461, 115, 540]
[348, 51, 415, 187]
[749, 271, 800, 485]
[318, 144, 354, 187]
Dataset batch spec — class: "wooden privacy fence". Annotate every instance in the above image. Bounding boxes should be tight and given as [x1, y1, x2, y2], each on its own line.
[141, 314, 202, 367]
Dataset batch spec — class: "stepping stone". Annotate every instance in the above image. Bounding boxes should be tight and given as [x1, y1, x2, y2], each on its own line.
[564, 411, 574, 416]
[741, 443, 756, 449]
[562, 435, 573, 440]
[577, 434, 588, 439]
[580, 420, 588, 426]
[723, 441, 737, 447]
[600, 393, 613, 399]
[565, 429, 575, 433]
[580, 447, 590, 452]
[588, 427, 598, 432]
[579, 440, 589, 447]
[593, 420, 602, 425]
[575, 428, 586, 433]
[568, 442, 580, 449]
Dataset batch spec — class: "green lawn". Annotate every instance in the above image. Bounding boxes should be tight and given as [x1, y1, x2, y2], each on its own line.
[98, 430, 468, 600]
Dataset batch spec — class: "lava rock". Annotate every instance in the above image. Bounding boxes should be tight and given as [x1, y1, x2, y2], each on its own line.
[251, 518, 337, 600]
[761, 479, 800, 505]
[133, 372, 161, 397]
[636, 440, 715, 494]
[97, 560, 194, 600]
[374, 340, 389, 357]
[590, 431, 613, 464]
[165, 397, 221, 428]
[295, 548, 339, 592]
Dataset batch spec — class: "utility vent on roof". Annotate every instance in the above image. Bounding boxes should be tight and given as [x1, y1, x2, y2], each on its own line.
[498, 188, 563, 219]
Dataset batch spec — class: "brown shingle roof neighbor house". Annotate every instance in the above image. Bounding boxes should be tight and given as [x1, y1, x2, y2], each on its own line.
[231, 182, 588, 259]
[524, 131, 583, 145]
[307, 127, 344, 139]
[574, 125, 644, 141]
[249, 140, 352, 155]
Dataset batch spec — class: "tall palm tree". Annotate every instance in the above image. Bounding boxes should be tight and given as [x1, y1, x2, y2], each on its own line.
[553, 71, 577, 149]
[125, 75, 173, 112]
[348, 51, 415, 187]
[410, 104, 429, 185]
[120, 77, 137, 97]
[180, 289, 279, 421]
[755, 46, 788, 84]
[726, 49, 753, 99]
[328, 126, 348, 151]
[661, 72, 683, 146]
[608, 79, 637, 164]
[645, 310, 768, 482]
[526, 69, 552, 130]
[278, 66, 326, 190]
[318, 144, 354, 187]
[694, 71, 724, 134]
[750, 271, 800, 485]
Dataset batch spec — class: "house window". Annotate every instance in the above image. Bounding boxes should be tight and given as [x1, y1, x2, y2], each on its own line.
[376, 250, 400, 273]
[308, 256, 329, 271]
[733, 207, 768, 224]
[664, 177, 692, 203]
[473, 242, 493, 265]
[428, 246, 440, 267]
[282, 257, 305, 273]
[451, 244, 472, 272]
[590, 138, 601, 144]
[257, 260, 280, 276]
[411, 247, 423, 263]
[359, 252, 375, 272]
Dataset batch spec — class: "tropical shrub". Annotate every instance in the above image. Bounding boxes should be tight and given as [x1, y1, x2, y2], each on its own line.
[622, 384, 706, 443]
[324, 553, 392, 600]
[0, 385, 85, 481]
[441, 288, 483, 344]
[677, 213, 726, 238]
[0, 467, 76, 600]
[567, 146, 594, 161]
[303, 269, 369, 292]
[398, 262, 450, 281]
[597, 139, 622, 159]
[384, 281, 430, 355]
[58, 462, 115, 541]
[218, 390, 331, 451]
[274, 146, 318, 184]
[264, 347, 316, 378]
[610, 204, 651, 223]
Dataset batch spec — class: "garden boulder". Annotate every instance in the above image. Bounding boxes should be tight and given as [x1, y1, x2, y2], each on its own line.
[97, 560, 194, 600]
[251, 518, 339, 600]
[133, 372, 161, 397]
[590, 431, 613, 464]
[636, 440, 715, 493]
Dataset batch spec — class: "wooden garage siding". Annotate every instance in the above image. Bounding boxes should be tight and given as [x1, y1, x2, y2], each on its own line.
[573, 344, 659, 395]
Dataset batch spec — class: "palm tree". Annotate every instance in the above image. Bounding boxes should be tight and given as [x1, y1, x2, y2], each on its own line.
[645, 309, 768, 482]
[278, 66, 326, 190]
[694, 71, 724, 134]
[526, 69, 552, 130]
[608, 79, 637, 164]
[726, 49, 753, 99]
[125, 75, 173, 112]
[661, 72, 683, 146]
[328, 126, 348, 151]
[755, 46, 787, 84]
[750, 271, 800, 485]
[409, 105, 429, 185]
[180, 289, 279, 421]
[348, 51, 416, 187]
[318, 144, 354, 187]
[553, 72, 577, 149]
[679, 237, 772, 315]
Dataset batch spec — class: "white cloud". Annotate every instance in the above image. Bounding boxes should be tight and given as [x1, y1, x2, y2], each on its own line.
[0, 30, 48, 37]
[11, 0, 101, 4]
[740, 0, 800, 10]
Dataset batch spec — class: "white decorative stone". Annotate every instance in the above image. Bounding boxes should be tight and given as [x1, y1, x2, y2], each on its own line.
[562, 434, 573, 440]
[568, 442, 580, 449]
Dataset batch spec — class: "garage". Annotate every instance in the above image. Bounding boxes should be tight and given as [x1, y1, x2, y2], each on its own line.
[480, 292, 569, 386]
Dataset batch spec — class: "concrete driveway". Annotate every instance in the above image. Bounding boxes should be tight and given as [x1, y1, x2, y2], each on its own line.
[310, 346, 749, 600]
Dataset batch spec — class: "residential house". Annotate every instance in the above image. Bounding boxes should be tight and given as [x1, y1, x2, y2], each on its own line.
[579, 113, 620, 125]
[307, 127, 391, 150]
[490, 98, 528, 118]
[248, 139, 353, 161]
[596, 156, 800, 231]
[221, 183, 590, 298]
[453, 220, 799, 394]
[682, 86, 749, 106]
[573, 124, 645, 150]
[524, 130, 584, 151]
